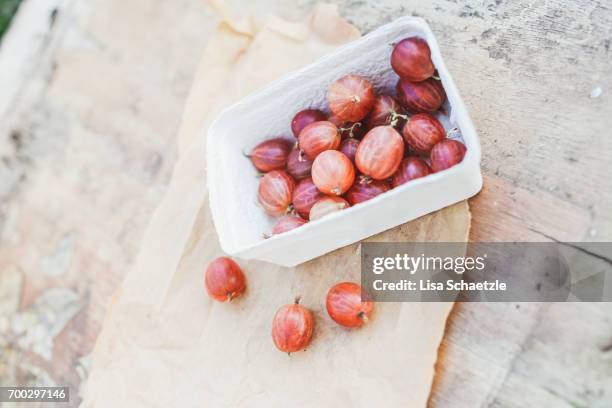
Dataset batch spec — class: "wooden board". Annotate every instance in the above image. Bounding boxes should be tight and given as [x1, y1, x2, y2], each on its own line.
[1, 0, 611, 406]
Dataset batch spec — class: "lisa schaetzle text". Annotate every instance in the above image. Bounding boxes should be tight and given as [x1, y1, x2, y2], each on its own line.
[368, 253, 507, 294]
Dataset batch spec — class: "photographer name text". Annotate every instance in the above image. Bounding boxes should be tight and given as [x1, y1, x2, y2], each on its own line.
[369, 254, 507, 292]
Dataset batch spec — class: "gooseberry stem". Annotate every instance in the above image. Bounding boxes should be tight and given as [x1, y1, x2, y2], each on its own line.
[446, 127, 460, 137]
[298, 149, 306, 162]
[339, 122, 362, 138]
[286, 205, 296, 215]
[359, 175, 372, 185]
[389, 111, 410, 128]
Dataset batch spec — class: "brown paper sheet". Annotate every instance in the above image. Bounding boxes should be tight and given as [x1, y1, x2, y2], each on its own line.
[81, 4, 470, 407]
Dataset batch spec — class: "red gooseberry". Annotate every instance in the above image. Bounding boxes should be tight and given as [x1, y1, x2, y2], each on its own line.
[391, 157, 432, 187]
[339, 138, 360, 162]
[430, 139, 467, 172]
[292, 177, 323, 219]
[311, 150, 355, 196]
[205, 257, 246, 302]
[355, 126, 404, 180]
[328, 75, 375, 122]
[366, 94, 405, 129]
[257, 170, 295, 216]
[291, 109, 326, 138]
[345, 179, 390, 205]
[402, 113, 446, 154]
[309, 196, 349, 221]
[272, 215, 307, 235]
[272, 297, 314, 353]
[248, 138, 293, 173]
[390, 37, 435, 82]
[326, 282, 373, 328]
[396, 77, 446, 113]
[286, 147, 313, 180]
[298, 121, 341, 159]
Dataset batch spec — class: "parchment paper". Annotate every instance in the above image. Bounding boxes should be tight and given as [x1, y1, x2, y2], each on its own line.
[81, 3, 470, 407]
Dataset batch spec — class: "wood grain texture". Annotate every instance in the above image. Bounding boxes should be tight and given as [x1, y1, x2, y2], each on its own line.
[469, 174, 591, 242]
[0, 0, 611, 406]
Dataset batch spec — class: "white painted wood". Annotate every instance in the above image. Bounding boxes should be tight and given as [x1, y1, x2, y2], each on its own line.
[0, 0, 68, 121]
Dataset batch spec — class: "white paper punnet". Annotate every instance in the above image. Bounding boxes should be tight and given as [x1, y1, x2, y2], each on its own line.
[206, 17, 482, 266]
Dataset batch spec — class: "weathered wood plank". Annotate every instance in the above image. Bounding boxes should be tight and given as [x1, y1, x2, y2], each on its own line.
[469, 174, 591, 242]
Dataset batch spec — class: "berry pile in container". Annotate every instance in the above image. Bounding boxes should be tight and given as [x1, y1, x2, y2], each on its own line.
[248, 37, 467, 237]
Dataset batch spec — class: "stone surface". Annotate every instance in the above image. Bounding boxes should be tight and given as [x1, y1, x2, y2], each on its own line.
[0, 0, 217, 403]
